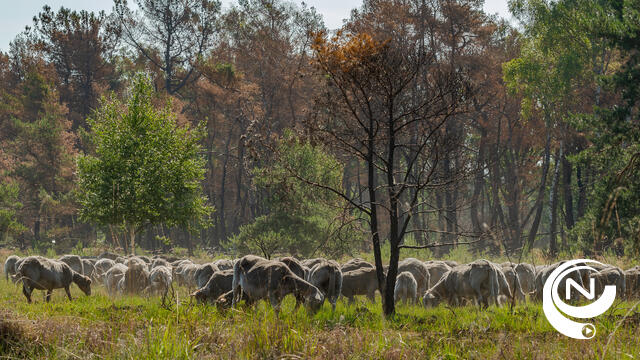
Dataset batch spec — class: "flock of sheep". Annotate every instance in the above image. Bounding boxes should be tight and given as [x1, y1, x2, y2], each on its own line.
[4, 253, 640, 313]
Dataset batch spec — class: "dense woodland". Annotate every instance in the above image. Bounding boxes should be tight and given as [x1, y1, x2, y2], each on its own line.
[0, 0, 639, 268]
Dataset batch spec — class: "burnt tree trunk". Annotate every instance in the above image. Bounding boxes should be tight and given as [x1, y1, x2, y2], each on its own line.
[366, 122, 386, 316]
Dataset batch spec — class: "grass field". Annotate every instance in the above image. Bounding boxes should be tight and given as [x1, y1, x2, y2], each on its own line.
[1, 252, 640, 359]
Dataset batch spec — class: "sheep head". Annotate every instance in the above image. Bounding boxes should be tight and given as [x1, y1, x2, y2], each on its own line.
[73, 272, 92, 296]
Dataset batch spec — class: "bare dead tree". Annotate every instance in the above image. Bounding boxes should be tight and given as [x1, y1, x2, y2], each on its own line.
[114, 0, 221, 94]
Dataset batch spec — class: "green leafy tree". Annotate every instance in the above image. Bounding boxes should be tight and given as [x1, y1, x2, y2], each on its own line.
[504, 0, 612, 255]
[0, 182, 26, 244]
[77, 74, 212, 254]
[8, 72, 78, 248]
[228, 133, 363, 259]
[569, 0, 640, 255]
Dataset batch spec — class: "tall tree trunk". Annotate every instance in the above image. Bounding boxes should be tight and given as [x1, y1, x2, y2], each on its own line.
[577, 164, 587, 220]
[367, 128, 386, 316]
[218, 128, 234, 242]
[443, 154, 454, 245]
[234, 140, 246, 234]
[549, 147, 562, 256]
[33, 217, 41, 248]
[470, 133, 486, 234]
[384, 114, 398, 317]
[411, 201, 424, 245]
[186, 231, 194, 257]
[435, 192, 445, 243]
[562, 151, 575, 229]
[526, 129, 552, 249]
[128, 224, 136, 255]
[489, 142, 506, 235]
[504, 153, 521, 253]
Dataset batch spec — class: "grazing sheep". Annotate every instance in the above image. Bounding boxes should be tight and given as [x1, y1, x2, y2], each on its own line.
[341, 258, 374, 273]
[500, 263, 535, 300]
[116, 277, 125, 294]
[171, 259, 191, 268]
[82, 259, 97, 281]
[194, 263, 219, 289]
[341, 267, 383, 304]
[278, 257, 307, 307]
[4, 255, 20, 282]
[170, 259, 191, 282]
[115, 256, 126, 264]
[82, 257, 97, 264]
[125, 256, 147, 268]
[301, 258, 325, 269]
[496, 264, 524, 303]
[104, 263, 128, 295]
[215, 289, 250, 309]
[422, 260, 504, 308]
[443, 260, 459, 268]
[94, 259, 116, 282]
[308, 260, 343, 311]
[213, 259, 234, 271]
[232, 255, 267, 307]
[232, 258, 324, 314]
[175, 262, 200, 288]
[424, 261, 451, 288]
[59, 255, 84, 275]
[278, 257, 306, 279]
[122, 260, 150, 294]
[191, 269, 234, 304]
[394, 271, 418, 304]
[11, 257, 26, 282]
[98, 252, 120, 261]
[150, 258, 171, 270]
[534, 261, 585, 301]
[145, 265, 173, 297]
[589, 266, 626, 298]
[625, 267, 640, 299]
[473, 260, 514, 305]
[398, 258, 431, 296]
[17, 256, 91, 303]
[303, 266, 311, 280]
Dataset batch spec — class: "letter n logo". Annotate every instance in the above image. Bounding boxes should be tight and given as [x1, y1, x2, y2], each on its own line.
[566, 278, 595, 300]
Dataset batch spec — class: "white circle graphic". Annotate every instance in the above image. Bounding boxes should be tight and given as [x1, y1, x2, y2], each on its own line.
[542, 259, 616, 339]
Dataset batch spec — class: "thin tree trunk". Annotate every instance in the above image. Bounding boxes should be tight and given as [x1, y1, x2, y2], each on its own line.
[470, 133, 486, 234]
[526, 129, 552, 249]
[504, 153, 521, 253]
[443, 154, 454, 245]
[384, 111, 398, 316]
[128, 224, 136, 255]
[577, 164, 587, 220]
[367, 127, 386, 315]
[436, 192, 445, 243]
[549, 146, 562, 256]
[33, 217, 41, 248]
[562, 150, 575, 229]
[234, 140, 246, 234]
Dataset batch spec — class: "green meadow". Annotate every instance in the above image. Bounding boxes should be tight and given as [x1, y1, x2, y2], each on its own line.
[1, 253, 639, 359]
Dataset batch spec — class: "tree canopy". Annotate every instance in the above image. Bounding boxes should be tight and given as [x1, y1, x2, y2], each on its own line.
[77, 74, 212, 254]
[229, 132, 363, 259]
